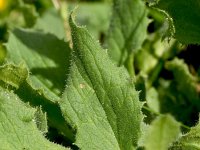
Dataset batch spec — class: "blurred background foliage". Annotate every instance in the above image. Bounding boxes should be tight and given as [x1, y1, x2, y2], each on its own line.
[0, 0, 199, 147]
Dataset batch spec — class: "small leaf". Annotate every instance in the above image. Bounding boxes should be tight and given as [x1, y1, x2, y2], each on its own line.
[107, 0, 149, 65]
[0, 63, 28, 89]
[171, 117, 200, 150]
[34, 106, 48, 134]
[0, 87, 67, 150]
[153, 0, 200, 44]
[144, 115, 180, 150]
[60, 14, 143, 149]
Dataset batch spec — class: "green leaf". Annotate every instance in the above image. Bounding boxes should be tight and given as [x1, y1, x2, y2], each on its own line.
[6, 28, 71, 102]
[166, 58, 199, 108]
[0, 87, 67, 150]
[146, 88, 159, 113]
[34, 106, 48, 134]
[34, 8, 66, 39]
[144, 115, 180, 150]
[107, 0, 149, 66]
[171, 117, 200, 150]
[5, 28, 74, 141]
[0, 63, 28, 89]
[153, 0, 200, 44]
[60, 14, 142, 150]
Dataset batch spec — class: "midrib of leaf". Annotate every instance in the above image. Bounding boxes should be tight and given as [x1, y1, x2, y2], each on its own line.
[59, 14, 142, 150]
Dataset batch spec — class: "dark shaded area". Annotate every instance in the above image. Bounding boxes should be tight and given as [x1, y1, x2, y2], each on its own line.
[47, 127, 78, 150]
[0, 24, 8, 42]
[158, 81, 199, 127]
[159, 68, 174, 80]
[178, 45, 200, 71]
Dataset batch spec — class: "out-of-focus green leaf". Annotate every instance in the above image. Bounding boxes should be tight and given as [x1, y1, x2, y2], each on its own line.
[153, 0, 200, 44]
[60, 15, 142, 150]
[68, 3, 111, 40]
[166, 58, 200, 108]
[34, 8, 66, 39]
[107, 0, 149, 66]
[144, 115, 180, 150]
[0, 87, 67, 150]
[21, 4, 38, 27]
[171, 117, 200, 150]
[146, 88, 159, 113]
[6, 28, 71, 102]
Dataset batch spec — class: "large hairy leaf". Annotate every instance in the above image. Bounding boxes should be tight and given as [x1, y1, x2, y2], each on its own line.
[0, 88, 67, 150]
[153, 0, 200, 44]
[144, 115, 180, 150]
[107, 0, 149, 65]
[59, 15, 142, 150]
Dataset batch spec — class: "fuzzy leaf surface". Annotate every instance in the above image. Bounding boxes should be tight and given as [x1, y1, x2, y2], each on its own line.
[60, 15, 142, 150]
[0, 88, 67, 150]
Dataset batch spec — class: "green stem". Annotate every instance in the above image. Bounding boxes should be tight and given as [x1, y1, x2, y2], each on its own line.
[124, 53, 135, 77]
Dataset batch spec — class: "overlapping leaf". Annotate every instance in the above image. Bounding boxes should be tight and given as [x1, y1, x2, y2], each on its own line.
[5, 28, 74, 140]
[59, 15, 142, 150]
[6, 28, 71, 102]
